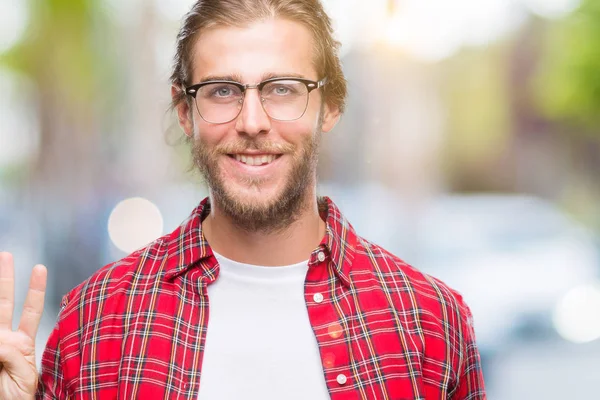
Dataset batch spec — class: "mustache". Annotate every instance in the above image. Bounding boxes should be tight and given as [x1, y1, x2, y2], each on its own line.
[215, 139, 295, 154]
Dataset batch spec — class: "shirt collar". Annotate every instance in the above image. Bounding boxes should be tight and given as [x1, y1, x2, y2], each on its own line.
[163, 196, 357, 287]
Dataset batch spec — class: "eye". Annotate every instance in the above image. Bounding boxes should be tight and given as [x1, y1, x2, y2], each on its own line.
[200, 83, 241, 99]
[263, 81, 304, 97]
[273, 85, 291, 95]
[213, 86, 234, 97]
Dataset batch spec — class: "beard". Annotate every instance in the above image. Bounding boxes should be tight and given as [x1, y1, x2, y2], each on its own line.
[192, 122, 323, 234]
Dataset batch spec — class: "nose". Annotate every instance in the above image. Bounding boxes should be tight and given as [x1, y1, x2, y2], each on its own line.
[234, 88, 271, 137]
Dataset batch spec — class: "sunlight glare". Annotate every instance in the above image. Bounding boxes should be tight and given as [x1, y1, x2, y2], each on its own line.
[523, 0, 581, 19]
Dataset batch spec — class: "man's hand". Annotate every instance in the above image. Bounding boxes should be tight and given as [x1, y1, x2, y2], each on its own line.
[0, 252, 47, 399]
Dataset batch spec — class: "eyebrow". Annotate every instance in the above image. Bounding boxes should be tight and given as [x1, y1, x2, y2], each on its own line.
[198, 72, 309, 84]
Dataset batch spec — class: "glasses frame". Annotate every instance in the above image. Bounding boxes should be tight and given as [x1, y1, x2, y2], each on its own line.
[184, 76, 328, 124]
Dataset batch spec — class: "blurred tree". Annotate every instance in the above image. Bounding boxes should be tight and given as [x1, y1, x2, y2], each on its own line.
[534, 0, 600, 135]
[438, 43, 514, 193]
[0, 0, 118, 306]
[532, 1, 600, 230]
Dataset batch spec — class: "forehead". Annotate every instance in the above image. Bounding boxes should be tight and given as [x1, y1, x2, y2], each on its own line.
[191, 18, 317, 82]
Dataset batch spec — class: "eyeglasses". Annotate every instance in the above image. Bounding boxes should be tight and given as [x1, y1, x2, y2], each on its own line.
[184, 77, 327, 124]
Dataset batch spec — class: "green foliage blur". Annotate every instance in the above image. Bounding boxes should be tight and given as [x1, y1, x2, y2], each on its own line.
[1, 0, 115, 110]
[535, 0, 600, 135]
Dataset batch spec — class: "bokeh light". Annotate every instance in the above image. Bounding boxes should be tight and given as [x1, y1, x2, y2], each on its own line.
[553, 283, 600, 343]
[108, 197, 164, 253]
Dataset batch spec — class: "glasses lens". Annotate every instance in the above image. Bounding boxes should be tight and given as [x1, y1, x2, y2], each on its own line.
[195, 82, 243, 123]
[261, 80, 309, 121]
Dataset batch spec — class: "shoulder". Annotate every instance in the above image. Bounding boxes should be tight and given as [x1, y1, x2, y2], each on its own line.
[58, 235, 170, 321]
[39, 236, 174, 389]
[351, 235, 471, 320]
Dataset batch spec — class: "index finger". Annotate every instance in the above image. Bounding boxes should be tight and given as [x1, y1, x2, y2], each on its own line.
[18, 264, 47, 340]
[0, 252, 15, 330]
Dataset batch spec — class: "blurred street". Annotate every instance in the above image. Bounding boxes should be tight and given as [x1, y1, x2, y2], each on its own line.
[486, 338, 600, 399]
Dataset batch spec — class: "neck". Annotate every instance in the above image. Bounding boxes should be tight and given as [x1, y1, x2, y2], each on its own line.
[201, 190, 326, 267]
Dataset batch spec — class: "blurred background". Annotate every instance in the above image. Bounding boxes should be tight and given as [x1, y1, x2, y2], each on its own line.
[1, 0, 599, 398]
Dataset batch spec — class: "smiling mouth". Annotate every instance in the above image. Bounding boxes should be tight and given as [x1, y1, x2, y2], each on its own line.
[228, 154, 282, 166]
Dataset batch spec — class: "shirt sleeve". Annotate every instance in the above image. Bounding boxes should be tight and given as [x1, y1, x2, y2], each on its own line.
[35, 296, 70, 399]
[450, 296, 487, 400]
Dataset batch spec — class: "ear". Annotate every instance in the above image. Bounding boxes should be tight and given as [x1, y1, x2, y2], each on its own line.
[321, 101, 341, 133]
[171, 85, 194, 137]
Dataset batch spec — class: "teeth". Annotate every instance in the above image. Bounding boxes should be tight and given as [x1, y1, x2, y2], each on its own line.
[234, 154, 277, 166]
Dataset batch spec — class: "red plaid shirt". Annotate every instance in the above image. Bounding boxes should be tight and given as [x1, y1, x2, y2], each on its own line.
[37, 197, 486, 399]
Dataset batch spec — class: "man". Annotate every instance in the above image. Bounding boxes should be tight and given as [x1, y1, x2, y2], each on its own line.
[0, 0, 486, 398]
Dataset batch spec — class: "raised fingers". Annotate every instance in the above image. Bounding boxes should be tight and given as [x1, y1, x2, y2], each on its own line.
[0, 252, 15, 330]
[17, 264, 47, 340]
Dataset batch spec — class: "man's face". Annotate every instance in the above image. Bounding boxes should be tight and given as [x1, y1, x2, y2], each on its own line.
[175, 18, 339, 232]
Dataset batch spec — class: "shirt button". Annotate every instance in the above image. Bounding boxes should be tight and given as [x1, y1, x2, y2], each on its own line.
[317, 251, 326, 262]
[313, 292, 324, 303]
[336, 374, 347, 385]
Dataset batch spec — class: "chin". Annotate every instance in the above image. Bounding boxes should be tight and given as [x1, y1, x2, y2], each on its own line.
[228, 184, 283, 208]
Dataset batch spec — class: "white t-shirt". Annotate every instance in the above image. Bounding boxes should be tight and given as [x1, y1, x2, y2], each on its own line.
[196, 251, 331, 400]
